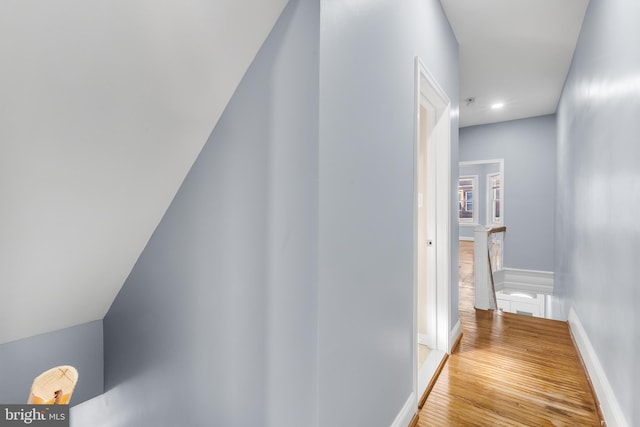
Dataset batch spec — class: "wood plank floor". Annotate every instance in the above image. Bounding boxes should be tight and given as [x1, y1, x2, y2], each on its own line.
[417, 241, 603, 426]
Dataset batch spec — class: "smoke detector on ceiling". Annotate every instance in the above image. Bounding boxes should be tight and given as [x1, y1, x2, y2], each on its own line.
[464, 97, 476, 106]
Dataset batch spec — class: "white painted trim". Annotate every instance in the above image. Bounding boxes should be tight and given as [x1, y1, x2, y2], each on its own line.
[493, 269, 506, 292]
[413, 59, 421, 407]
[390, 392, 416, 427]
[448, 320, 461, 354]
[496, 289, 545, 318]
[568, 308, 629, 427]
[459, 159, 504, 167]
[486, 172, 502, 226]
[418, 349, 446, 398]
[412, 56, 420, 418]
[459, 236, 474, 241]
[412, 56, 452, 415]
[423, 85, 438, 351]
[433, 94, 451, 354]
[499, 268, 554, 294]
[417, 333, 429, 346]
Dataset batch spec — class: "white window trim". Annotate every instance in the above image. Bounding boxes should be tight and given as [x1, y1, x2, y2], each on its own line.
[486, 172, 503, 226]
[459, 159, 505, 227]
[458, 175, 478, 225]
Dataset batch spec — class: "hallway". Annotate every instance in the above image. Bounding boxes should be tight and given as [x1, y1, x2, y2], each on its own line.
[417, 241, 603, 426]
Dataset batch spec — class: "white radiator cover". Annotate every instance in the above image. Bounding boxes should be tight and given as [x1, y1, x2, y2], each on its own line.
[496, 289, 545, 317]
[494, 268, 554, 318]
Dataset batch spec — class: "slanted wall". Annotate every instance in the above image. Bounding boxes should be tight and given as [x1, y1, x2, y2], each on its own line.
[72, 0, 460, 425]
[94, 1, 319, 426]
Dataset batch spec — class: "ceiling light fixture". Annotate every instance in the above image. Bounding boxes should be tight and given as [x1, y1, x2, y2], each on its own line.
[491, 102, 504, 109]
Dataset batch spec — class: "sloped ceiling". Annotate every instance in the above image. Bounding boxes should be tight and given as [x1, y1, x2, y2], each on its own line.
[441, 0, 589, 127]
[0, 0, 289, 344]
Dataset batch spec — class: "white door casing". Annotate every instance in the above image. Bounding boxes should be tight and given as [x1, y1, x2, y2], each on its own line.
[413, 57, 452, 404]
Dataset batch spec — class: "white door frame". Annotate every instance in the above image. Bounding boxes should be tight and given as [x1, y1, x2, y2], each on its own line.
[417, 92, 438, 350]
[459, 159, 505, 227]
[412, 57, 453, 404]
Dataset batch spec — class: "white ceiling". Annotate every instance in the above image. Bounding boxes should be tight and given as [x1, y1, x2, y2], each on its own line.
[0, 0, 288, 345]
[441, 0, 589, 128]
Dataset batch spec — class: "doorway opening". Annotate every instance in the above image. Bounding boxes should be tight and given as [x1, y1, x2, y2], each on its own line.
[458, 159, 504, 310]
[413, 57, 453, 407]
[458, 159, 504, 237]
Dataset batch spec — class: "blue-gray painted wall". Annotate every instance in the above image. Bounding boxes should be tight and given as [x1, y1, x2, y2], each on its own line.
[71, 1, 458, 425]
[459, 115, 556, 271]
[555, 0, 640, 423]
[99, 1, 319, 426]
[0, 320, 103, 407]
[318, 1, 458, 424]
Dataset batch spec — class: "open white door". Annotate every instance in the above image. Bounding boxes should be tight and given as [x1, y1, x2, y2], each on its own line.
[413, 57, 453, 403]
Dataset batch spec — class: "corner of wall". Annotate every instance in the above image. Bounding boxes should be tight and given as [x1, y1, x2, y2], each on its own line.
[0, 320, 104, 407]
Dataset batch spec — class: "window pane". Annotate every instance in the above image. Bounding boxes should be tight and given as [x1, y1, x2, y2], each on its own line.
[458, 176, 477, 223]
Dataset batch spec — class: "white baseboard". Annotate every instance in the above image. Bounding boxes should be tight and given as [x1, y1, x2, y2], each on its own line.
[448, 320, 461, 354]
[568, 307, 628, 427]
[459, 236, 474, 242]
[390, 391, 416, 427]
[496, 268, 554, 294]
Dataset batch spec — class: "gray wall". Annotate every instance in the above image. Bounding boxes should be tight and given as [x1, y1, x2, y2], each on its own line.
[71, 1, 459, 425]
[458, 162, 501, 239]
[555, 0, 640, 424]
[318, 1, 459, 425]
[0, 320, 103, 407]
[97, 1, 319, 426]
[459, 115, 556, 271]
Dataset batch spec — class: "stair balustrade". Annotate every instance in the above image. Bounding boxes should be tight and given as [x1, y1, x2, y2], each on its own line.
[473, 225, 506, 310]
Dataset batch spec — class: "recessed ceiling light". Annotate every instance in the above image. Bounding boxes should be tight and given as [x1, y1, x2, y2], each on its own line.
[491, 103, 504, 109]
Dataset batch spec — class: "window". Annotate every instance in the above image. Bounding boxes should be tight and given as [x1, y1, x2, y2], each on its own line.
[458, 176, 477, 224]
[488, 173, 502, 224]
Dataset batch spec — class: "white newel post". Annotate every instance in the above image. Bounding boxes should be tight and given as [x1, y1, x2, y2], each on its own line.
[474, 226, 492, 310]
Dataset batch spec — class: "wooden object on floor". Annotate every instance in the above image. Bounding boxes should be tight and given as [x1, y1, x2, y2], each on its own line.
[417, 241, 603, 426]
[28, 366, 78, 405]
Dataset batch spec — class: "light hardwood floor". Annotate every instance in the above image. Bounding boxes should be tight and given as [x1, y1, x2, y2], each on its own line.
[417, 241, 603, 426]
